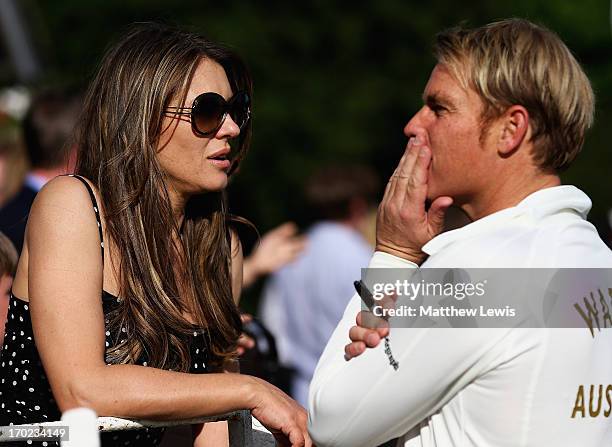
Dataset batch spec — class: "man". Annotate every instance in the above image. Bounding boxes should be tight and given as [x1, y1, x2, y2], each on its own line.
[308, 19, 612, 446]
[261, 165, 378, 406]
[0, 231, 17, 344]
[0, 88, 80, 252]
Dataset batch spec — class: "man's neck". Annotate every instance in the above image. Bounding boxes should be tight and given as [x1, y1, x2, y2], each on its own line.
[462, 173, 561, 221]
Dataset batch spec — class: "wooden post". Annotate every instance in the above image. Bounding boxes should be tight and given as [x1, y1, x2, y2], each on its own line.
[228, 410, 253, 447]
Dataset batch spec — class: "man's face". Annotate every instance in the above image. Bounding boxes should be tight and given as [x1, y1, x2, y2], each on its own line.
[404, 64, 496, 203]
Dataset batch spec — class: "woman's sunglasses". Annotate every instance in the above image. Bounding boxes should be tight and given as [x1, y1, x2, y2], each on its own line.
[166, 91, 251, 137]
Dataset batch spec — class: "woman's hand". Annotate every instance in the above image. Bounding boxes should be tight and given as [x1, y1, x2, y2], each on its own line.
[247, 377, 312, 447]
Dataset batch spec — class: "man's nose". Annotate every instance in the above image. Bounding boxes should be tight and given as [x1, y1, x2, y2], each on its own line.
[403, 106, 427, 139]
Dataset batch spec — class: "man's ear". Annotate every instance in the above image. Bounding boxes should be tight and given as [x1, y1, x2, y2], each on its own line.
[498, 105, 530, 156]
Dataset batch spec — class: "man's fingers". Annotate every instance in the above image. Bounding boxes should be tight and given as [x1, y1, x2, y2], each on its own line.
[390, 141, 422, 203]
[356, 310, 389, 335]
[349, 325, 382, 347]
[357, 310, 383, 329]
[397, 138, 424, 178]
[386, 139, 417, 199]
[404, 146, 432, 215]
[344, 341, 366, 360]
[355, 310, 367, 326]
[385, 160, 403, 200]
[346, 311, 391, 360]
[286, 429, 306, 447]
[411, 146, 432, 185]
[427, 195, 454, 234]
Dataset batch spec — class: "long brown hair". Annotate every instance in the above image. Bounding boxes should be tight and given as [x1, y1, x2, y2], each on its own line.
[75, 23, 252, 371]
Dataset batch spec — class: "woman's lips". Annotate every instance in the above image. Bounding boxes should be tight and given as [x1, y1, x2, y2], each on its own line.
[208, 158, 231, 170]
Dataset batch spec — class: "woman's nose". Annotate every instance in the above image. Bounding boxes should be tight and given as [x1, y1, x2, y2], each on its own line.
[217, 114, 241, 139]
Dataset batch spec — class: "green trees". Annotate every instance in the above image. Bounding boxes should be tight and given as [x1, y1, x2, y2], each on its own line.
[30, 0, 612, 232]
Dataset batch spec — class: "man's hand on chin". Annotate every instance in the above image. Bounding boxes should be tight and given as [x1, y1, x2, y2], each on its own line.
[346, 136, 453, 360]
[376, 137, 452, 265]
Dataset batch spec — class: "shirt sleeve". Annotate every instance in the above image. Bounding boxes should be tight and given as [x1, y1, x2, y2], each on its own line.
[307, 252, 513, 447]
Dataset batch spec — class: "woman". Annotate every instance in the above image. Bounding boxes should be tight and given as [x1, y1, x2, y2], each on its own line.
[0, 23, 310, 447]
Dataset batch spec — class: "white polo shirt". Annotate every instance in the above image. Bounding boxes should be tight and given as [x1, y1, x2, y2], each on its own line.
[308, 186, 612, 447]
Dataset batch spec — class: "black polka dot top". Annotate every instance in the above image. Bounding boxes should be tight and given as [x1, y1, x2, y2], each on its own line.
[0, 175, 211, 447]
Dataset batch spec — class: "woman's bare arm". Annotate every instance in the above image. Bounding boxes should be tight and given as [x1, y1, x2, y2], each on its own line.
[26, 177, 253, 418]
[192, 419, 228, 447]
[25, 177, 310, 447]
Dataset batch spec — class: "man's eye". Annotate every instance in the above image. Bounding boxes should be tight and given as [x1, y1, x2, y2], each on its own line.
[430, 104, 446, 116]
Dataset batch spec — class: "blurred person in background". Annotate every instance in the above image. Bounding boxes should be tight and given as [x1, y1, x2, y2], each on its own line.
[0, 23, 311, 447]
[0, 231, 17, 345]
[0, 124, 28, 207]
[242, 221, 306, 288]
[0, 88, 80, 253]
[260, 164, 379, 406]
[229, 222, 306, 402]
[226, 221, 306, 356]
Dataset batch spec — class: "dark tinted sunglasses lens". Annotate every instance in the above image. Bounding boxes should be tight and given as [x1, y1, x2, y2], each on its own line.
[193, 93, 226, 135]
[230, 93, 250, 129]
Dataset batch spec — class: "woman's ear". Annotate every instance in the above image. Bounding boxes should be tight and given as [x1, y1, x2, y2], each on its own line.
[498, 105, 530, 156]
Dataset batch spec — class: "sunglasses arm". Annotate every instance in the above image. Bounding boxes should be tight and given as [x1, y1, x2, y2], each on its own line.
[165, 107, 193, 114]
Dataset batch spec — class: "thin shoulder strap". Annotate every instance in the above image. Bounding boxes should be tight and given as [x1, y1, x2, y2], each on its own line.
[67, 174, 105, 263]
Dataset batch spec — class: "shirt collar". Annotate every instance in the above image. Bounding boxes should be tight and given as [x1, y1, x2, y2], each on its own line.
[422, 185, 591, 256]
[24, 172, 49, 191]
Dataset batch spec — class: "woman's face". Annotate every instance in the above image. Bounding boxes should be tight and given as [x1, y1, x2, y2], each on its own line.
[157, 58, 240, 201]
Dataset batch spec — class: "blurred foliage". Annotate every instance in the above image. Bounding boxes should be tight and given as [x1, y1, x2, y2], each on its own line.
[11, 0, 612, 242]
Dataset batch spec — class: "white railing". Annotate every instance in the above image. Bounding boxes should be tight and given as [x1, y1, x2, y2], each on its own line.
[0, 409, 276, 446]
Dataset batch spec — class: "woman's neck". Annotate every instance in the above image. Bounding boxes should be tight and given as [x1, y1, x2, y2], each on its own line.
[166, 184, 188, 228]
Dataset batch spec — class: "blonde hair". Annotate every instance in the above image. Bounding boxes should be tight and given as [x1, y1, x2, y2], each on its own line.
[434, 18, 594, 172]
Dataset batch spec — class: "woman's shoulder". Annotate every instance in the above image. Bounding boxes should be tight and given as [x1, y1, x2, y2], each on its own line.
[31, 175, 102, 218]
[17, 175, 107, 299]
[37, 174, 97, 201]
[27, 175, 103, 245]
